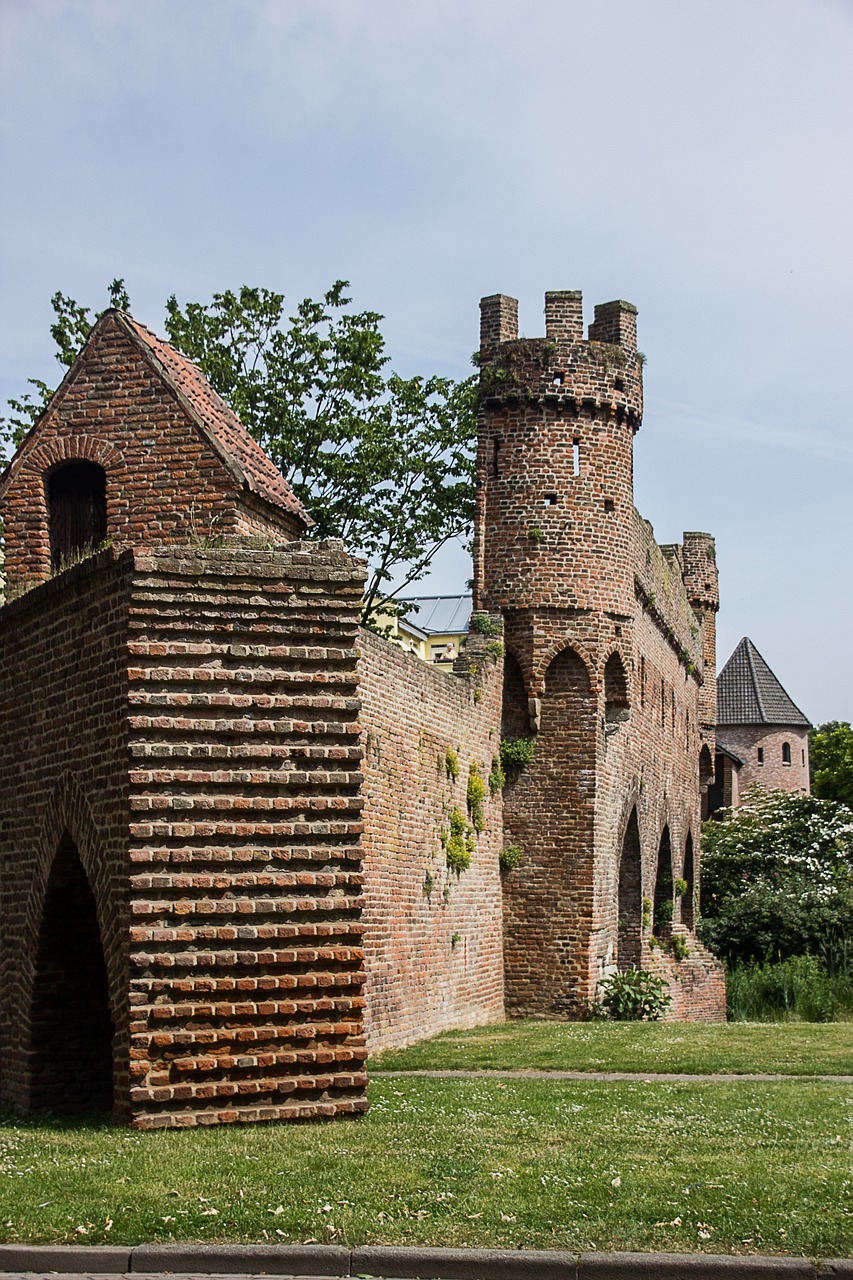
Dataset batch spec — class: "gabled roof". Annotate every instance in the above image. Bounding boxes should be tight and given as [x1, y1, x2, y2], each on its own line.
[717, 637, 810, 727]
[0, 311, 313, 528]
[399, 594, 472, 635]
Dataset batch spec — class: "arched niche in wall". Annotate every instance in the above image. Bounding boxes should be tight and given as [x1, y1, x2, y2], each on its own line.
[540, 645, 596, 807]
[29, 832, 114, 1113]
[681, 831, 695, 930]
[501, 650, 530, 740]
[46, 460, 107, 572]
[617, 808, 642, 969]
[604, 651, 630, 732]
[653, 825, 674, 937]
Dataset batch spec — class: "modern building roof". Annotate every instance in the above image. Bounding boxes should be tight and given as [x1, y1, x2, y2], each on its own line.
[398, 594, 472, 635]
[717, 637, 810, 728]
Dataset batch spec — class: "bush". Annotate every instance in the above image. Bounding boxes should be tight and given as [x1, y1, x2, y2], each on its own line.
[589, 969, 672, 1021]
[727, 955, 853, 1023]
[443, 807, 474, 874]
[700, 787, 853, 967]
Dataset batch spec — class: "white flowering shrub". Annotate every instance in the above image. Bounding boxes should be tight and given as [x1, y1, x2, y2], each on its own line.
[699, 786, 853, 969]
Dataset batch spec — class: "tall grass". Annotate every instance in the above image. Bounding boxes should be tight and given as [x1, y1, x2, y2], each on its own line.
[727, 954, 853, 1023]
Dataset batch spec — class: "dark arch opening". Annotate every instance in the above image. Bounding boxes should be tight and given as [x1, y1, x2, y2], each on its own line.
[501, 650, 530, 741]
[29, 833, 114, 1113]
[653, 826, 673, 937]
[782, 741, 792, 765]
[681, 831, 695, 930]
[617, 808, 642, 969]
[699, 744, 714, 820]
[604, 652, 630, 730]
[47, 461, 107, 571]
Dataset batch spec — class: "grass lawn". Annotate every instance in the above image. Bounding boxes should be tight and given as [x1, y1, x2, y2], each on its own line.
[371, 1019, 853, 1077]
[1, 1077, 851, 1259]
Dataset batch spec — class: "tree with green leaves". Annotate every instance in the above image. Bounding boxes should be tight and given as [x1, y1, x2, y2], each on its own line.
[699, 786, 853, 970]
[810, 721, 853, 808]
[0, 281, 477, 624]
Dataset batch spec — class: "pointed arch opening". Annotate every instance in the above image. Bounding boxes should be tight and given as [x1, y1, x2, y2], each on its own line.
[681, 831, 695, 931]
[653, 826, 674, 937]
[47, 460, 107, 571]
[617, 808, 642, 969]
[29, 833, 113, 1113]
[604, 651, 630, 731]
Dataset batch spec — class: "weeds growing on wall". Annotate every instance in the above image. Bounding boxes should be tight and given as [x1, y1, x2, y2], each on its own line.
[467, 762, 487, 833]
[443, 806, 474, 874]
[499, 843, 523, 874]
[500, 736, 535, 769]
[488, 756, 505, 795]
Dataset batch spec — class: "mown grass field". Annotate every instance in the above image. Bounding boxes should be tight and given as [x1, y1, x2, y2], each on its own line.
[372, 1018, 853, 1076]
[1, 1023, 851, 1258]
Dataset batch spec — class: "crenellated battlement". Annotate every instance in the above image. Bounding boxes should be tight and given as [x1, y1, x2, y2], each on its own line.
[478, 291, 643, 428]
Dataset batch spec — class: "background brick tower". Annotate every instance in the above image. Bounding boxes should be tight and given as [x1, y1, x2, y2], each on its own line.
[472, 290, 644, 1015]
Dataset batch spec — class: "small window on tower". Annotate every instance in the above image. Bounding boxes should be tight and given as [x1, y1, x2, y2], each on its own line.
[492, 438, 500, 478]
[782, 741, 791, 765]
[544, 493, 557, 506]
[572, 439, 580, 477]
[553, 372, 564, 387]
[604, 498, 615, 513]
[757, 747, 764, 765]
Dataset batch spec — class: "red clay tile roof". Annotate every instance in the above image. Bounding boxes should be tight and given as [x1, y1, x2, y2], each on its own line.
[120, 313, 313, 528]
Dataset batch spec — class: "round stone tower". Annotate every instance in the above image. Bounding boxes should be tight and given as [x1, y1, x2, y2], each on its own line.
[472, 290, 644, 628]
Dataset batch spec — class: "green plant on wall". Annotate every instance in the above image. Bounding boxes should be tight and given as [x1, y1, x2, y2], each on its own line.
[489, 755, 506, 795]
[443, 806, 475, 874]
[672, 934, 690, 961]
[642, 896, 652, 929]
[500, 736, 535, 769]
[484, 640, 505, 660]
[445, 748, 460, 782]
[499, 843, 523, 874]
[674, 877, 688, 898]
[467, 762, 487, 833]
[469, 613, 502, 638]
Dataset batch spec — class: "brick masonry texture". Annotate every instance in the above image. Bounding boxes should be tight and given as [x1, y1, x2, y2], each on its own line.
[0, 312, 305, 597]
[716, 724, 810, 797]
[0, 544, 370, 1127]
[0, 289, 726, 1129]
[474, 291, 725, 1020]
[358, 626, 505, 1051]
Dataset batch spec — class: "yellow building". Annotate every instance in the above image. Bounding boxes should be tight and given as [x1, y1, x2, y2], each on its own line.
[380, 594, 472, 664]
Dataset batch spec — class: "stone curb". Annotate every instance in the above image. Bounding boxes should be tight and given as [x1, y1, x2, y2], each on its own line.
[0, 1244, 851, 1278]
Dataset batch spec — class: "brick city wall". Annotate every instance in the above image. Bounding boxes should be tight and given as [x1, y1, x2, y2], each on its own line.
[716, 724, 810, 797]
[0, 314, 301, 596]
[475, 290, 724, 1021]
[0, 542, 370, 1127]
[358, 625, 505, 1051]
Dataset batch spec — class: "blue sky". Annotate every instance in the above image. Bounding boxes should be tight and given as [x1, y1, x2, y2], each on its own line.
[1, 0, 851, 722]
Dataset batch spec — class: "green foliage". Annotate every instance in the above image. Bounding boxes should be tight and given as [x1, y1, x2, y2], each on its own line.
[726, 955, 853, 1023]
[445, 748, 460, 782]
[484, 640, 505, 660]
[468, 612, 501, 637]
[673, 877, 688, 897]
[499, 843, 523, 874]
[528, 526, 544, 542]
[590, 969, 672, 1022]
[488, 755, 506, 795]
[467, 761, 487, 833]
[2, 280, 477, 628]
[443, 806, 474, 874]
[671, 934, 690, 962]
[699, 786, 853, 968]
[422, 870, 435, 900]
[810, 720, 853, 807]
[499, 736, 535, 769]
[641, 896, 652, 929]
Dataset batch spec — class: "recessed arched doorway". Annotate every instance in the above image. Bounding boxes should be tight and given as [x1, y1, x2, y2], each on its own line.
[617, 808, 642, 969]
[29, 833, 114, 1113]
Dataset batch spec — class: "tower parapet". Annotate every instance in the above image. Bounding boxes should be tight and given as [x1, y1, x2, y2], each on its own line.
[682, 531, 719, 733]
[473, 289, 643, 620]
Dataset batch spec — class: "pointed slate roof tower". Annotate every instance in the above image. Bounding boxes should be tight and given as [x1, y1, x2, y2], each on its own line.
[717, 637, 810, 727]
